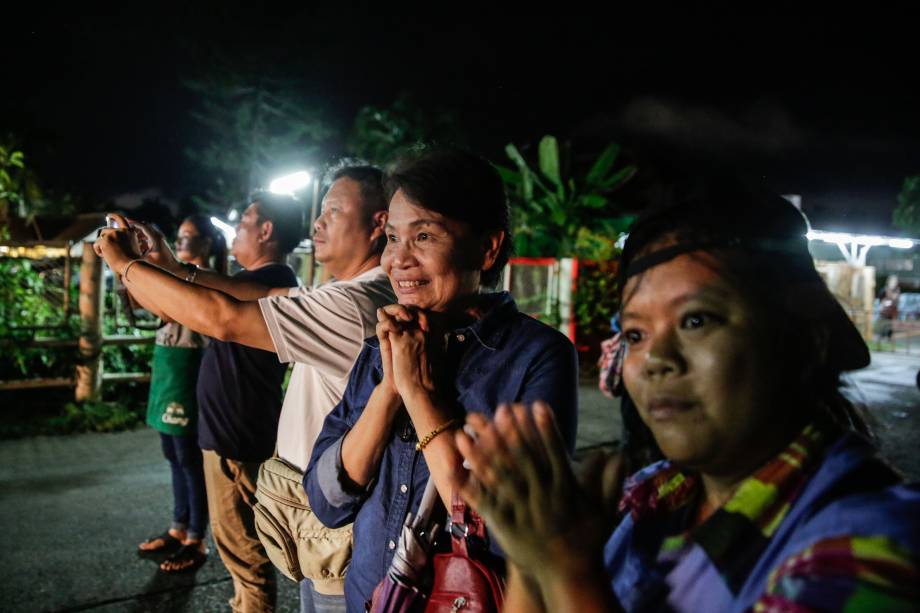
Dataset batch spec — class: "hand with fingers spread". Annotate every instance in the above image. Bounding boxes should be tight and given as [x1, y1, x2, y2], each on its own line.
[455, 401, 624, 582]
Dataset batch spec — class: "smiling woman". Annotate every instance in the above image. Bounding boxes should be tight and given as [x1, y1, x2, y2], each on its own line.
[303, 147, 579, 611]
[453, 175, 920, 612]
[383, 191, 485, 312]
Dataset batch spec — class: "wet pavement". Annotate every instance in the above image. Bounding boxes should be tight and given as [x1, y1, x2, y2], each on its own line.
[1, 351, 917, 612]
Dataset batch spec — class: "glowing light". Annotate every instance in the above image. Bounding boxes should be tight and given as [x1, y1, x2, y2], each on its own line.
[269, 171, 312, 195]
[806, 230, 914, 250]
[807, 228, 916, 266]
[0, 244, 70, 259]
[210, 217, 237, 243]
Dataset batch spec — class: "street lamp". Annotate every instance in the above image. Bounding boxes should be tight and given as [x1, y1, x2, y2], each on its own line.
[268, 170, 318, 239]
[267, 169, 322, 285]
[210, 216, 237, 244]
[268, 170, 312, 196]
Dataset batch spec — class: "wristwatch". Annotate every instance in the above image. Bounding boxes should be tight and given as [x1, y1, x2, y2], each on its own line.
[183, 263, 199, 284]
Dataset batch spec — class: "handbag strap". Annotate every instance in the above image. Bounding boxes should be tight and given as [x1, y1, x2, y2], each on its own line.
[449, 491, 487, 557]
[411, 479, 488, 558]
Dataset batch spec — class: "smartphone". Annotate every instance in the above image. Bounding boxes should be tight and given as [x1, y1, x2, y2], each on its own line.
[106, 216, 121, 230]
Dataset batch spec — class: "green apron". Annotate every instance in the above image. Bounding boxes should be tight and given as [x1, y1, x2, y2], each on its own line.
[146, 344, 203, 436]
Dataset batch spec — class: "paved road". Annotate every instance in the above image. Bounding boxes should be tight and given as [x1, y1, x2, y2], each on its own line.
[1, 351, 916, 612]
[843, 351, 920, 479]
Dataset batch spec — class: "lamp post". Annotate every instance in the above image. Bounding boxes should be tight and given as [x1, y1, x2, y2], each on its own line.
[268, 170, 312, 195]
[268, 169, 320, 285]
[209, 216, 237, 245]
[269, 170, 313, 237]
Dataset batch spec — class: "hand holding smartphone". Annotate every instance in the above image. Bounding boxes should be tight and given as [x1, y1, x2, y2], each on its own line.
[100, 214, 151, 257]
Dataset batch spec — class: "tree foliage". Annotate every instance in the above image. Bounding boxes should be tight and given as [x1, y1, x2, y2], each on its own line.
[347, 93, 465, 166]
[0, 139, 73, 219]
[497, 135, 636, 260]
[184, 73, 334, 213]
[497, 136, 638, 345]
[1, 143, 29, 220]
[893, 175, 920, 236]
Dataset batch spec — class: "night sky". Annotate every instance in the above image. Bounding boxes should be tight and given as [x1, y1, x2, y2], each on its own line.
[5, 6, 919, 234]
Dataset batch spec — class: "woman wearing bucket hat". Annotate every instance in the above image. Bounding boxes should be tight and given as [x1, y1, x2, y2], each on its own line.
[455, 176, 920, 612]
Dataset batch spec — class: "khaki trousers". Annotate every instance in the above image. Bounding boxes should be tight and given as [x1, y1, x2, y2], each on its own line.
[203, 450, 277, 613]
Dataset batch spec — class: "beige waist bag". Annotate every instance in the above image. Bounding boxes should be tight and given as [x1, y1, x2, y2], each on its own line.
[254, 456, 352, 595]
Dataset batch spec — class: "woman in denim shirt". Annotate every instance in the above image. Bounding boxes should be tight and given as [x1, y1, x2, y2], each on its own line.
[304, 148, 578, 611]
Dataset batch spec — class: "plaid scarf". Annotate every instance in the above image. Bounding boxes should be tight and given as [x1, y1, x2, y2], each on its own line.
[619, 424, 827, 593]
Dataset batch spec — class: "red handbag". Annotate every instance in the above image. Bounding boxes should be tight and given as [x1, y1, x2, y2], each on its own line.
[425, 494, 505, 613]
[367, 483, 505, 613]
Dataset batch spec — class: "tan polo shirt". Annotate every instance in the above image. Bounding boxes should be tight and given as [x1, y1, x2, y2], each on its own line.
[258, 267, 395, 471]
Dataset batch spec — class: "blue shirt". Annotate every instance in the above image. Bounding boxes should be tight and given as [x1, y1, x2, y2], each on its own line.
[304, 292, 578, 612]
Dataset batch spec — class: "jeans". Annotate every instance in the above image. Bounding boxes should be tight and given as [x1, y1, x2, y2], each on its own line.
[300, 578, 347, 613]
[160, 432, 208, 540]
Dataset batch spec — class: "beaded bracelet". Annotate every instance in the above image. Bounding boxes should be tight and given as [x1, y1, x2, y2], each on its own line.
[416, 419, 461, 451]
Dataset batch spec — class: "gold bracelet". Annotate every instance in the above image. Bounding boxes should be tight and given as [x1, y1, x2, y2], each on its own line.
[416, 419, 460, 451]
[122, 258, 143, 282]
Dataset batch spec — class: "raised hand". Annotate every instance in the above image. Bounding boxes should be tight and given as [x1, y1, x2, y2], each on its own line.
[131, 220, 183, 274]
[93, 213, 143, 274]
[375, 305, 421, 400]
[385, 308, 436, 405]
[454, 402, 624, 580]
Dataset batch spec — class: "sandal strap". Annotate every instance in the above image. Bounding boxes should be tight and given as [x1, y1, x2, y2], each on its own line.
[160, 543, 207, 573]
[145, 531, 181, 544]
[166, 543, 206, 562]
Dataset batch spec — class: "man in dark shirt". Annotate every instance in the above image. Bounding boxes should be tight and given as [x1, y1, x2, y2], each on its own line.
[195, 194, 298, 613]
[96, 193, 300, 613]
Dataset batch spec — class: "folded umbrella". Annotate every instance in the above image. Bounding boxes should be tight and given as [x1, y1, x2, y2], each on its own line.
[368, 478, 442, 613]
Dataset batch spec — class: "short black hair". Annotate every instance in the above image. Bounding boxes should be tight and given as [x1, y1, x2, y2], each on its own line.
[325, 160, 387, 253]
[249, 191, 304, 255]
[327, 160, 387, 216]
[384, 147, 511, 287]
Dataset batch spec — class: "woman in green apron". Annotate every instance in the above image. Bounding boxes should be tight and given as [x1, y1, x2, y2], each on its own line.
[137, 214, 227, 572]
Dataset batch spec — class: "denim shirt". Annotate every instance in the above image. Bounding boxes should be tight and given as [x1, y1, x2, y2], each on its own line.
[303, 292, 578, 611]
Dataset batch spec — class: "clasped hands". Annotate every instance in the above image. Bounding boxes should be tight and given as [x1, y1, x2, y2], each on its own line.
[374, 304, 437, 410]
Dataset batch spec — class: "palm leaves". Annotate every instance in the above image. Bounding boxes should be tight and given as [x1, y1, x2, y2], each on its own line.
[497, 135, 636, 259]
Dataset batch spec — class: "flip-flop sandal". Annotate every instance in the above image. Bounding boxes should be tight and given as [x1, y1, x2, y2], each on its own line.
[160, 543, 207, 573]
[138, 531, 183, 553]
